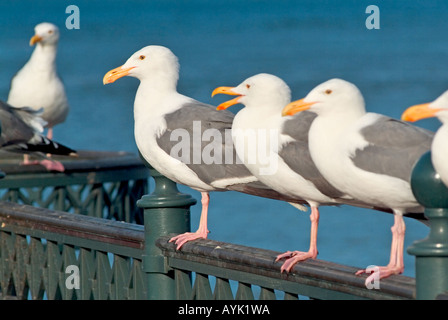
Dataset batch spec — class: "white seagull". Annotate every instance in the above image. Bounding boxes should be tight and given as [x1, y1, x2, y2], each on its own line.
[8, 22, 69, 140]
[212, 73, 376, 273]
[282, 78, 432, 283]
[402, 90, 448, 188]
[103, 46, 307, 249]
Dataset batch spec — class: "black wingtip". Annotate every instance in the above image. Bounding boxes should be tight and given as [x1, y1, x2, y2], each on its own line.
[24, 137, 77, 157]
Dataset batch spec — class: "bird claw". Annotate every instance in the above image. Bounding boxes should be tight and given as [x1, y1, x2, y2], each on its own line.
[275, 251, 296, 261]
[356, 265, 404, 287]
[169, 230, 209, 250]
[21, 159, 65, 172]
[275, 250, 317, 273]
[39, 159, 65, 172]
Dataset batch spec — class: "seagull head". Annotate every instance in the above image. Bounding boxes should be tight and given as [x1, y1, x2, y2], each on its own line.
[30, 22, 59, 46]
[103, 45, 180, 86]
[281, 78, 365, 117]
[212, 73, 291, 111]
[402, 90, 448, 124]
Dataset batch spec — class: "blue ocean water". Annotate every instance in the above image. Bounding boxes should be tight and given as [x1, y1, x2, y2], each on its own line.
[0, 0, 447, 279]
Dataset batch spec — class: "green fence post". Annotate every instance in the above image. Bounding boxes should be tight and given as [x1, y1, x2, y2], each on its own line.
[408, 151, 448, 300]
[138, 163, 197, 300]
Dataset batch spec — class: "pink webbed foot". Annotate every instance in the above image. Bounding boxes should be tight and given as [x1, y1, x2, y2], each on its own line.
[21, 159, 65, 172]
[38, 159, 65, 172]
[275, 249, 318, 273]
[356, 264, 404, 287]
[276, 205, 320, 273]
[169, 229, 209, 250]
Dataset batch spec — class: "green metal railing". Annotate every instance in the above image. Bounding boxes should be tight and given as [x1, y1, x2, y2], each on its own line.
[408, 152, 448, 300]
[0, 201, 145, 299]
[0, 187, 415, 300]
[140, 167, 416, 300]
[0, 150, 149, 223]
[155, 236, 415, 300]
[0, 150, 446, 300]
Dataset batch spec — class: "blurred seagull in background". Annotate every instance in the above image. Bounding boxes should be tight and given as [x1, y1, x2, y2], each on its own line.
[8, 22, 69, 141]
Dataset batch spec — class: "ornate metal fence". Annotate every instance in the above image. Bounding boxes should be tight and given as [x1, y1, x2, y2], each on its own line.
[0, 150, 446, 300]
[0, 201, 145, 300]
[155, 236, 415, 300]
[0, 150, 149, 223]
[0, 201, 416, 300]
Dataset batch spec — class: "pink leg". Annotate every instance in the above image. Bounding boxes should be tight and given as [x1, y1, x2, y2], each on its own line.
[46, 128, 54, 159]
[276, 205, 320, 273]
[356, 213, 406, 285]
[169, 192, 210, 250]
[23, 154, 30, 164]
[46, 127, 53, 140]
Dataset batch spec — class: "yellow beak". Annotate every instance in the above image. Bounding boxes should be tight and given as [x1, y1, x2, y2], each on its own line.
[282, 98, 317, 117]
[29, 35, 42, 46]
[401, 103, 442, 122]
[211, 86, 242, 110]
[103, 66, 135, 84]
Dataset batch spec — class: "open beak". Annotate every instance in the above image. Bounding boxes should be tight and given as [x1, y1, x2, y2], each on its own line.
[29, 35, 42, 46]
[282, 98, 317, 117]
[401, 103, 442, 122]
[211, 86, 242, 110]
[103, 66, 135, 84]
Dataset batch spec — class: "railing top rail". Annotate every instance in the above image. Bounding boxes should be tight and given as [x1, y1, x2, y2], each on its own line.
[0, 201, 144, 252]
[0, 150, 148, 174]
[0, 150, 150, 187]
[157, 235, 416, 300]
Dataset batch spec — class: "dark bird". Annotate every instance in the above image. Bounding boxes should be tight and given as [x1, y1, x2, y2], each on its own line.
[0, 100, 76, 171]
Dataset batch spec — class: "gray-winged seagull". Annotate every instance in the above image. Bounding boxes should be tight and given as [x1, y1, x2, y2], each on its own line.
[282, 78, 432, 284]
[8, 22, 69, 140]
[212, 73, 387, 273]
[103, 45, 307, 249]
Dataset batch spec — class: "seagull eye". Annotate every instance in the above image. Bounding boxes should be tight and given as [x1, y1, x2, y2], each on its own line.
[48, 30, 53, 34]
[246, 84, 251, 89]
[325, 89, 332, 95]
[139, 55, 146, 60]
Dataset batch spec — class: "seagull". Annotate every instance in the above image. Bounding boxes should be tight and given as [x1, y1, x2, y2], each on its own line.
[8, 22, 69, 140]
[281, 78, 433, 284]
[0, 100, 76, 171]
[103, 46, 307, 249]
[212, 73, 376, 273]
[402, 90, 448, 188]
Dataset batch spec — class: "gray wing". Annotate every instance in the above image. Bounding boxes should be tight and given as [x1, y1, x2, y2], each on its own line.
[280, 111, 345, 199]
[156, 101, 308, 205]
[351, 115, 434, 182]
[157, 101, 260, 185]
[0, 100, 76, 156]
[0, 101, 36, 147]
